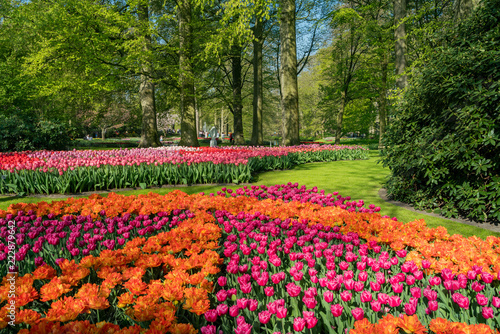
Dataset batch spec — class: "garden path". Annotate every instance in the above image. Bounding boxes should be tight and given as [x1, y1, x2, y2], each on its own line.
[379, 188, 500, 234]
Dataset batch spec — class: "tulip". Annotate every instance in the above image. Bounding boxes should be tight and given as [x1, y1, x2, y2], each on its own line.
[492, 297, 500, 308]
[404, 302, 416, 315]
[360, 290, 372, 303]
[331, 304, 343, 317]
[293, 317, 306, 332]
[259, 311, 272, 324]
[204, 309, 218, 322]
[323, 291, 334, 303]
[370, 281, 381, 292]
[482, 307, 494, 319]
[229, 305, 239, 317]
[286, 282, 302, 297]
[216, 303, 228, 316]
[471, 281, 485, 292]
[371, 300, 382, 312]
[303, 311, 318, 329]
[340, 291, 352, 302]
[351, 308, 364, 320]
[428, 300, 438, 312]
[264, 287, 274, 297]
[218, 276, 227, 287]
[276, 306, 288, 319]
[388, 296, 401, 307]
[476, 294, 489, 306]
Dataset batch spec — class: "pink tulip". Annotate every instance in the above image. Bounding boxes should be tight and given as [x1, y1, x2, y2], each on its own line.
[331, 304, 343, 317]
[286, 282, 302, 297]
[428, 300, 438, 312]
[204, 309, 218, 322]
[258, 311, 271, 324]
[476, 294, 489, 306]
[216, 303, 228, 316]
[351, 308, 364, 320]
[293, 317, 306, 332]
[471, 281, 485, 292]
[371, 300, 382, 312]
[303, 311, 318, 329]
[388, 296, 401, 307]
[404, 302, 416, 315]
[277, 306, 288, 319]
[324, 291, 334, 303]
[492, 297, 500, 308]
[340, 291, 352, 302]
[360, 290, 372, 303]
[482, 307, 494, 319]
[229, 305, 239, 317]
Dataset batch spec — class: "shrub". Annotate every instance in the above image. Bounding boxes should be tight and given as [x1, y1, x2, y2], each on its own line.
[0, 109, 72, 152]
[382, 0, 500, 223]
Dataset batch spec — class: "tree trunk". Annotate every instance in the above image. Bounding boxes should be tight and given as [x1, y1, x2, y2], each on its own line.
[138, 2, 161, 148]
[378, 52, 388, 149]
[280, 0, 300, 146]
[101, 128, 106, 140]
[335, 91, 346, 145]
[232, 43, 245, 145]
[251, 16, 264, 146]
[394, 0, 407, 90]
[194, 85, 199, 135]
[178, 0, 199, 147]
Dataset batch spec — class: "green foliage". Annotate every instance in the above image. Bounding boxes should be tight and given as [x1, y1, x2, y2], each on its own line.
[0, 108, 72, 152]
[383, 0, 500, 223]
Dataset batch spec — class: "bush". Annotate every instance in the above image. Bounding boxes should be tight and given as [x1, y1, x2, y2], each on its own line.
[0, 109, 72, 151]
[382, 0, 500, 223]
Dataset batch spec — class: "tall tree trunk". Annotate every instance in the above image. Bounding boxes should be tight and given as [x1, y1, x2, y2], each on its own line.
[138, 1, 161, 148]
[251, 17, 264, 146]
[194, 85, 199, 135]
[394, 0, 407, 90]
[232, 43, 245, 145]
[378, 52, 388, 149]
[280, 0, 300, 146]
[178, 0, 199, 147]
[335, 90, 346, 145]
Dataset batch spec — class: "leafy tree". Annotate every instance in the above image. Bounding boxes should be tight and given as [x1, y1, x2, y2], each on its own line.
[382, 0, 500, 223]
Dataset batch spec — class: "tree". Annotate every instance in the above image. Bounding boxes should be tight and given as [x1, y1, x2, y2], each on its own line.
[250, 13, 265, 145]
[177, 0, 200, 146]
[382, 0, 500, 223]
[279, 0, 300, 146]
[394, 0, 407, 89]
[320, 7, 369, 144]
[138, 1, 162, 148]
[79, 95, 137, 140]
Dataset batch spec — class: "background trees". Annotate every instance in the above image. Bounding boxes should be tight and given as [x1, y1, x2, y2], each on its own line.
[0, 0, 494, 149]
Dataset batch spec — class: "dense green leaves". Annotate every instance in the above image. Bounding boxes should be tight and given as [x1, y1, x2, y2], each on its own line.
[382, 0, 500, 223]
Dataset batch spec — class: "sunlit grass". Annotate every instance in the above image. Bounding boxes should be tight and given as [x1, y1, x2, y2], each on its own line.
[1, 151, 497, 239]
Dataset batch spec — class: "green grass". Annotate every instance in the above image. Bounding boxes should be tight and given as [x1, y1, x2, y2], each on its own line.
[1, 151, 497, 239]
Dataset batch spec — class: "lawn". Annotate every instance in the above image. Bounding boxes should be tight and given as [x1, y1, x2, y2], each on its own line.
[1, 150, 496, 239]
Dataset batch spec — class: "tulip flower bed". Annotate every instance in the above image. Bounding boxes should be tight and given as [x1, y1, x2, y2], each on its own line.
[0, 145, 367, 195]
[1, 184, 500, 333]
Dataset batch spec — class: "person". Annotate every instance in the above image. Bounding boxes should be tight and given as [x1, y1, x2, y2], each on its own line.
[160, 135, 164, 142]
[229, 132, 234, 144]
[209, 126, 218, 147]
